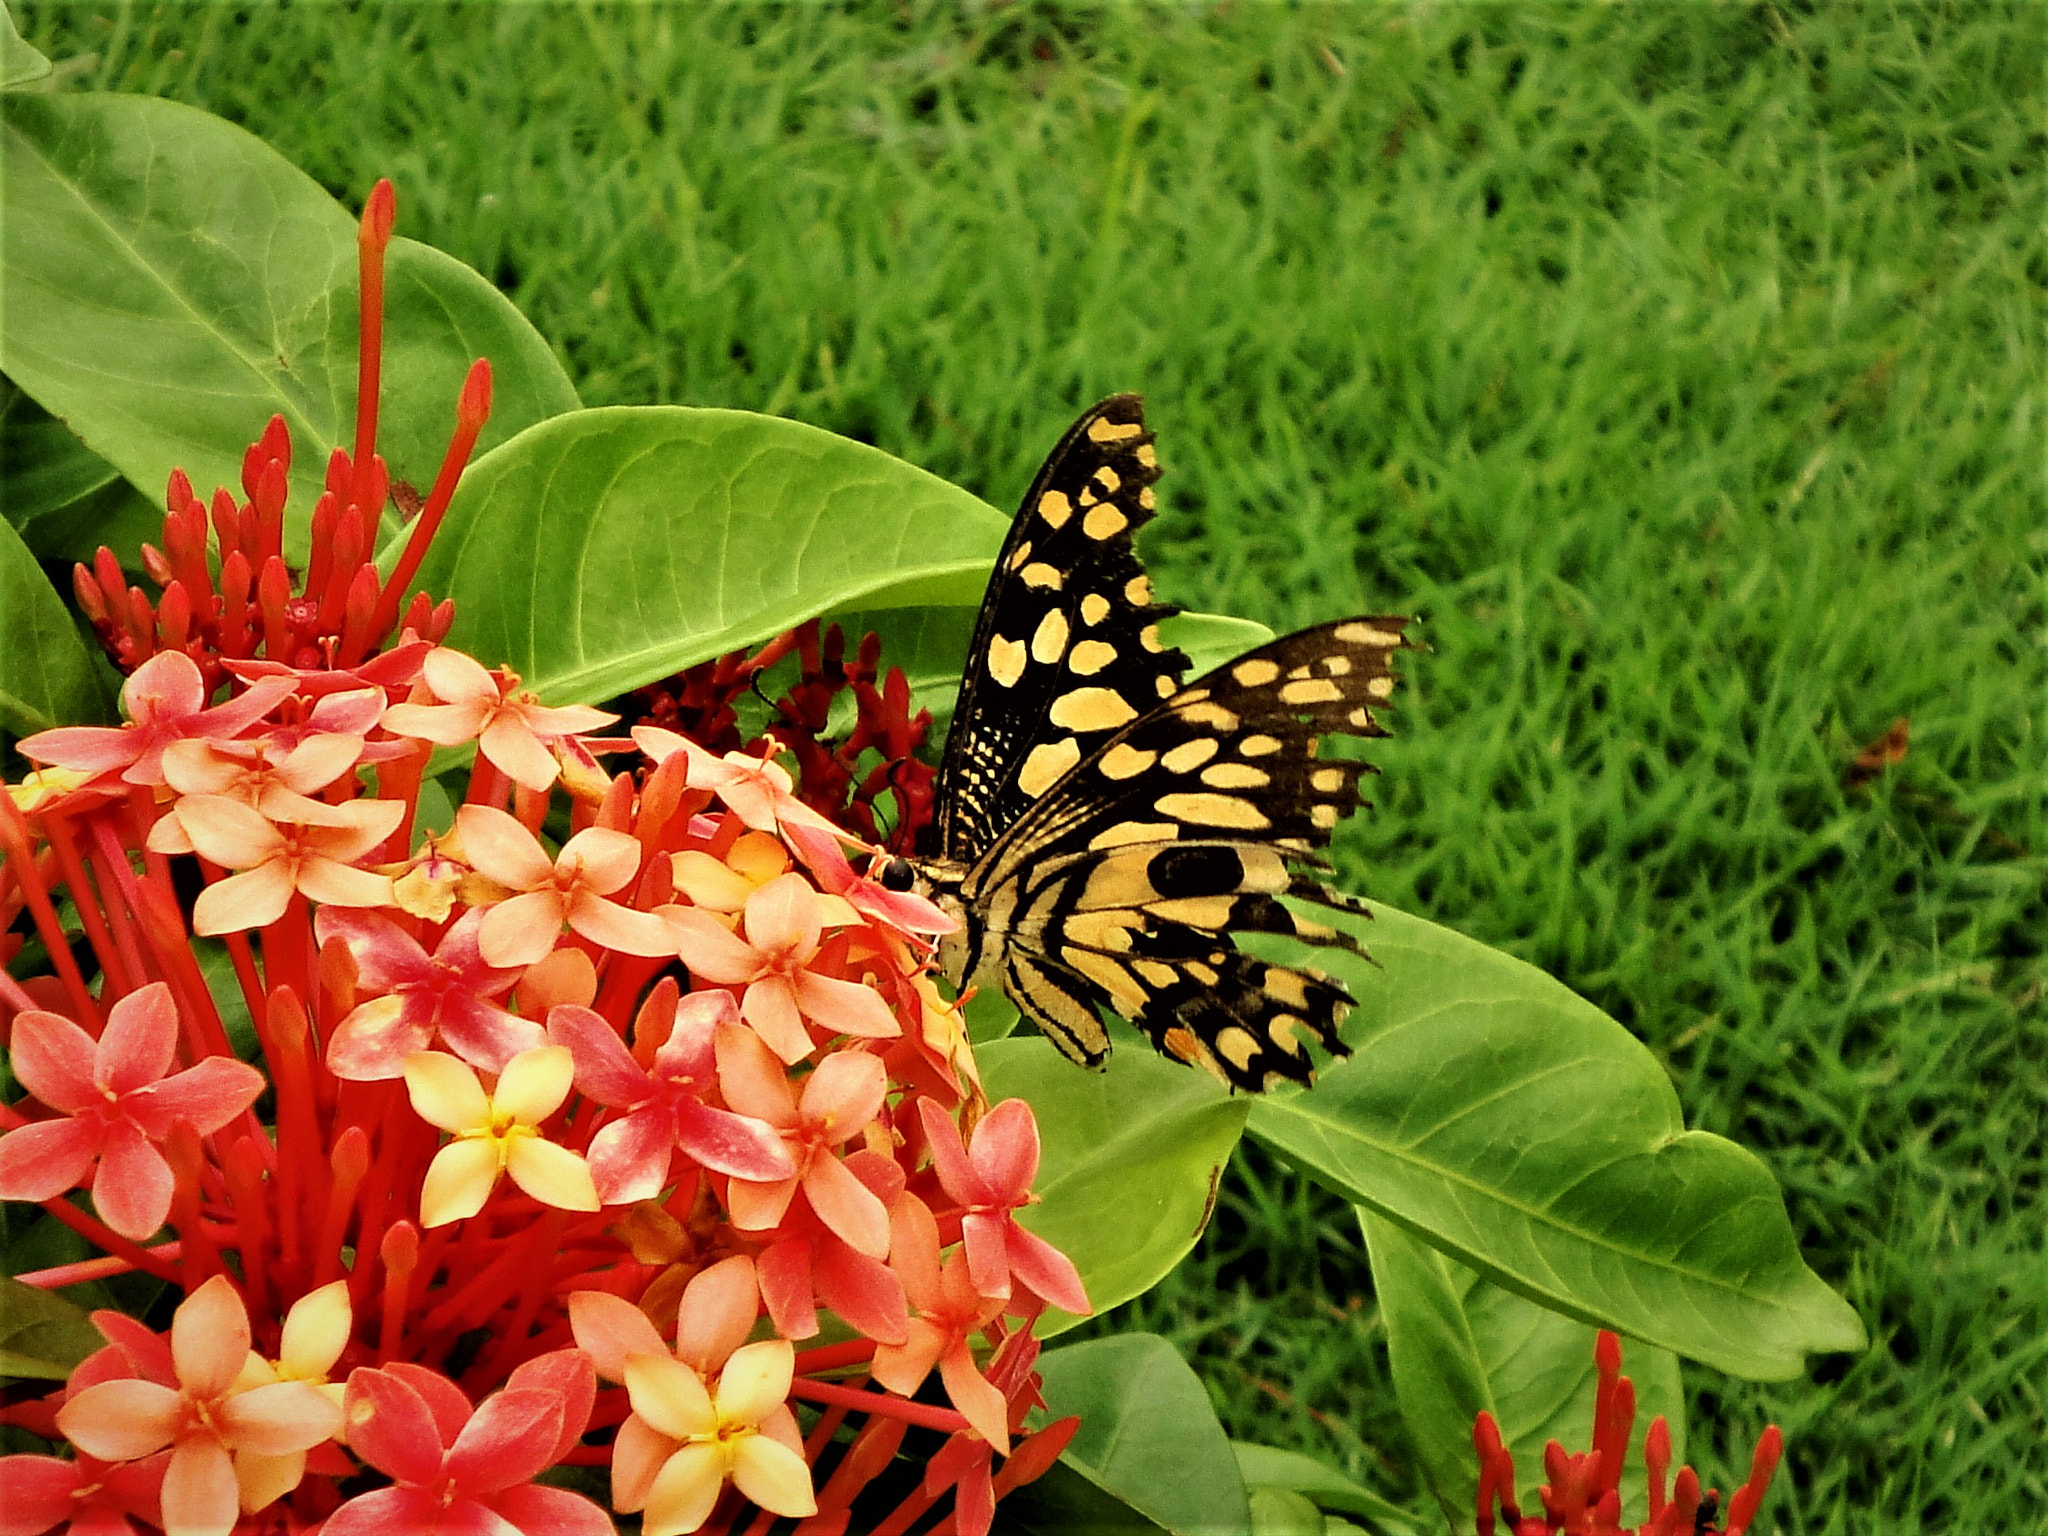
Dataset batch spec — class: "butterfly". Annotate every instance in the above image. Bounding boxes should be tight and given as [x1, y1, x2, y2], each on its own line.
[886, 395, 1413, 1092]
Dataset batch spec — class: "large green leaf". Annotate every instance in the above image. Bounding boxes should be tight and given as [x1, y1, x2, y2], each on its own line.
[0, 91, 577, 564]
[1038, 1334, 1252, 1536]
[1231, 1444, 1419, 1536]
[1243, 902, 1865, 1380]
[0, 1275, 103, 1381]
[980, 1029, 1247, 1334]
[1360, 1211, 1684, 1534]
[992, 1460, 1171, 1535]
[0, 3, 49, 90]
[0, 515, 110, 743]
[401, 405, 1012, 705]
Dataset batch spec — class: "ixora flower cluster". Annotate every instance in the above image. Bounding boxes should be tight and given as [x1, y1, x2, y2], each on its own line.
[0, 183, 1083, 1536]
[1471, 1333, 1782, 1536]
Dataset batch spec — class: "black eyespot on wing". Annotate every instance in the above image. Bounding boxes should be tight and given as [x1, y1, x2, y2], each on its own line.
[932, 395, 1190, 863]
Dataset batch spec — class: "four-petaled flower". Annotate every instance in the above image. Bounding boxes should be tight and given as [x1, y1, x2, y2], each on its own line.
[19, 651, 292, 788]
[0, 984, 265, 1240]
[920, 1097, 1089, 1315]
[871, 1195, 1012, 1450]
[457, 804, 675, 967]
[317, 907, 537, 1078]
[667, 871, 900, 1064]
[382, 648, 617, 793]
[634, 727, 851, 844]
[54, 1276, 342, 1536]
[547, 993, 793, 1203]
[405, 1047, 600, 1226]
[224, 1280, 354, 1513]
[175, 794, 402, 934]
[569, 1263, 815, 1536]
[327, 1349, 610, 1536]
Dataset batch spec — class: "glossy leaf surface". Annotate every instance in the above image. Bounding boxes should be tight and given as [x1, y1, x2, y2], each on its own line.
[1244, 902, 1865, 1380]
[0, 515, 110, 742]
[0, 1275, 104, 1380]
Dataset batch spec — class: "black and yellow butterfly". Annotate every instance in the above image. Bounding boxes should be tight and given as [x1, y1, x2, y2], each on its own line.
[892, 396, 1412, 1092]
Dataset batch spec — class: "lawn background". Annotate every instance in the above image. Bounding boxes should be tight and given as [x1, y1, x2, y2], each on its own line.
[13, 3, 2044, 1532]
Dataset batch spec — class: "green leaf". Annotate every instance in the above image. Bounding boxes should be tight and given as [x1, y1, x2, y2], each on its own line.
[2, 377, 117, 516]
[1243, 902, 1866, 1380]
[0, 1275, 102, 1381]
[401, 405, 1012, 705]
[1038, 1333, 1252, 1536]
[0, 4, 50, 90]
[1231, 1444, 1419, 1534]
[1249, 1487, 1327, 1535]
[1160, 611, 1276, 677]
[1, 91, 577, 565]
[991, 1459, 1172, 1535]
[1360, 1211, 1684, 1534]
[980, 1032, 1247, 1334]
[0, 515, 111, 743]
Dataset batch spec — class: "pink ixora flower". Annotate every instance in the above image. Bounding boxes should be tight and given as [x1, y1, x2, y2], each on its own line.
[546, 992, 793, 1204]
[327, 1349, 609, 1536]
[870, 1195, 1011, 1451]
[18, 650, 292, 788]
[715, 1026, 891, 1259]
[919, 1098, 1089, 1315]
[456, 804, 674, 967]
[55, 1277, 341, 1536]
[634, 727, 851, 844]
[666, 871, 900, 1064]
[0, 1448, 168, 1536]
[382, 647, 617, 793]
[0, 984, 264, 1240]
[316, 907, 538, 1078]
[174, 794, 402, 934]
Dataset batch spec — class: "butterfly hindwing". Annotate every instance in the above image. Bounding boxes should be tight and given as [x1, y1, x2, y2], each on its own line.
[965, 617, 1413, 1089]
[933, 395, 1190, 864]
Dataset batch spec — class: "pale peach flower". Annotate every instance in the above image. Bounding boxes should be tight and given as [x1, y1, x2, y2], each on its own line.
[382, 649, 615, 793]
[456, 804, 675, 967]
[176, 795, 402, 934]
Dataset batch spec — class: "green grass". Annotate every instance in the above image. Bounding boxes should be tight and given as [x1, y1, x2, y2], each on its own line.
[17, 3, 2046, 1531]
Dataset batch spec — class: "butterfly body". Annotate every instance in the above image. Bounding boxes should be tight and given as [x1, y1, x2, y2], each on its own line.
[909, 395, 1412, 1092]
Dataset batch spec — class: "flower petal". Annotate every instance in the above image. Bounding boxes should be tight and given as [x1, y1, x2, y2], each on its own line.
[162, 1436, 240, 1536]
[504, 1136, 600, 1212]
[803, 1154, 892, 1260]
[443, 1386, 562, 1494]
[123, 1057, 266, 1139]
[730, 1432, 817, 1520]
[1005, 1220, 1092, 1317]
[672, 1257, 760, 1378]
[740, 875, 820, 961]
[324, 995, 432, 1081]
[455, 805, 556, 889]
[503, 1347, 597, 1465]
[0, 1455, 81, 1534]
[8, 1008, 107, 1115]
[961, 1211, 1014, 1303]
[420, 1139, 502, 1227]
[939, 1342, 1011, 1454]
[294, 857, 397, 910]
[312, 908, 431, 991]
[811, 1241, 909, 1347]
[712, 1339, 794, 1429]
[711, 1024, 796, 1126]
[610, 1413, 681, 1514]
[546, 1004, 653, 1108]
[672, 1100, 795, 1183]
[95, 983, 180, 1095]
[0, 1116, 104, 1201]
[277, 1281, 353, 1380]
[741, 978, 814, 1065]
[494, 1046, 577, 1126]
[175, 796, 283, 869]
[665, 906, 764, 986]
[194, 861, 294, 935]
[585, 1108, 676, 1206]
[567, 1291, 669, 1384]
[754, 1237, 818, 1341]
[404, 1053, 491, 1133]
[623, 1355, 716, 1443]
[318, 1485, 437, 1536]
[790, 970, 900, 1041]
[341, 1367, 446, 1485]
[798, 1049, 888, 1142]
[479, 714, 562, 793]
[91, 1123, 175, 1242]
[218, 1381, 343, 1456]
[557, 827, 642, 895]
[436, 995, 546, 1075]
[55, 1379, 183, 1460]
[486, 1482, 617, 1536]
[642, 1442, 726, 1536]
[172, 1277, 252, 1400]
[565, 892, 677, 958]
[479, 890, 566, 969]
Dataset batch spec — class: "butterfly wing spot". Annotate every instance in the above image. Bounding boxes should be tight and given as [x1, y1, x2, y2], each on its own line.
[1280, 678, 1344, 706]
[1021, 561, 1064, 590]
[1335, 621, 1407, 647]
[1050, 688, 1138, 731]
[1140, 624, 1165, 652]
[1125, 576, 1153, 605]
[1006, 952, 1110, 1067]
[1093, 466, 1122, 493]
[1366, 675, 1396, 700]
[1031, 610, 1071, 663]
[1234, 658, 1281, 686]
[1201, 762, 1271, 790]
[1135, 444, 1159, 469]
[1149, 895, 1238, 929]
[1311, 804, 1341, 829]
[1081, 594, 1111, 625]
[1090, 820, 1179, 850]
[1138, 486, 1156, 510]
[1038, 490, 1073, 528]
[1098, 743, 1158, 779]
[1179, 702, 1241, 732]
[988, 636, 1027, 688]
[1161, 737, 1219, 773]
[1062, 947, 1150, 1014]
[1007, 540, 1033, 570]
[1240, 734, 1282, 757]
[1018, 737, 1082, 798]
[1153, 792, 1271, 830]
[1087, 417, 1145, 444]
[1311, 767, 1348, 792]
[1156, 676, 1178, 698]
[1068, 639, 1118, 675]
[1084, 504, 1130, 540]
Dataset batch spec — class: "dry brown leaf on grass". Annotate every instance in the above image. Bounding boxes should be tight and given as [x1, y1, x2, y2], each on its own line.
[1846, 716, 1910, 790]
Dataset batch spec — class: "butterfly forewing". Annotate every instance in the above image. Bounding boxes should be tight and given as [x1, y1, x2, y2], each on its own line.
[933, 395, 1191, 864]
